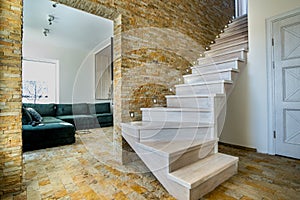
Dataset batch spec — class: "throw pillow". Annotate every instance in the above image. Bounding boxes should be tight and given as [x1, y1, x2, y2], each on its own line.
[26, 107, 43, 123]
[22, 107, 33, 125]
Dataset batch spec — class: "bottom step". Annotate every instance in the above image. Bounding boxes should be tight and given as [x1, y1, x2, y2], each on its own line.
[168, 153, 238, 200]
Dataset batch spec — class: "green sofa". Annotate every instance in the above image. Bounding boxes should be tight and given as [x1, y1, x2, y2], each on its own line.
[22, 102, 113, 151]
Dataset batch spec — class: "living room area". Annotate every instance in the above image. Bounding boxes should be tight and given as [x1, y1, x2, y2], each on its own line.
[21, 0, 115, 151]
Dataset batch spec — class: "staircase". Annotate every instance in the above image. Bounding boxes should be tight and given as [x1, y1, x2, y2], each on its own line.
[122, 15, 248, 200]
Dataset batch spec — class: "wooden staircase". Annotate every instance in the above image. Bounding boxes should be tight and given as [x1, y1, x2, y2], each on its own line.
[122, 15, 248, 200]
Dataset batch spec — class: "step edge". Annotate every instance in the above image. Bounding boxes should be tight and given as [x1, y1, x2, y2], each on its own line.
[209, 41, 248, 52]
[121, 121, 214, 130]
[175, 80, 233, 88]
[165, 93, 225, 98]
[137, 139, 217, 158]
[168, 153, 239, 189]
[193, 58, 244, 68]
[199, 48, 247, 60]
[183, 68, 239, 78]
[141, 107, 212, 112]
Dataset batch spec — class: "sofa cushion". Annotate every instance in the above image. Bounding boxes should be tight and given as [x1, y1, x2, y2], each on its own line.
[88, 103, 110, 114]
[56, 104, 73, 116]
[94, 113, 113, 124]
[42, 116, 64, 124]
[73, 103, 89, 115]
[56, 103, 89, 116]
[56, 115, 96, 130]
[22, 122, 75, 151]
[23, 103, 56, 117]
[22, 107, 32, 125]
[26, 107, 43, 122]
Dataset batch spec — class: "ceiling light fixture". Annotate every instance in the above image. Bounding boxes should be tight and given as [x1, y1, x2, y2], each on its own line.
[43, 28, 50, 36]
[48, 15, 55, 25]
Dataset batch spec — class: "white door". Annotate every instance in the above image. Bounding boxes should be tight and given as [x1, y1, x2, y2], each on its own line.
[273, 10, 300, 159]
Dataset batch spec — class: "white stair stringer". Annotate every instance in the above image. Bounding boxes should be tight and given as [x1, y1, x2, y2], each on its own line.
[121, 15, 248, 200]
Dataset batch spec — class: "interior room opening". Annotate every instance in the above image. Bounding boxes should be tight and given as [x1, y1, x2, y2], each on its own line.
[22, 0, 114, 105]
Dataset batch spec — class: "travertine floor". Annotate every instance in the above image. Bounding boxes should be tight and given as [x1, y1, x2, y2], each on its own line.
[1, 127, 300, 200]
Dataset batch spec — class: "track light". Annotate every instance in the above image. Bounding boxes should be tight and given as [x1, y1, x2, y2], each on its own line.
[48, 15, 55, 25]
[43, 28, 50, 36]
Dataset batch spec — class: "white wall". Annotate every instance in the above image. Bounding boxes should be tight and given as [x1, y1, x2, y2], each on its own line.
[23, 37, 113, 104]
[73, 39, 112, 103]
[220, 0, 300, 153]
[23, 39, 89, 103]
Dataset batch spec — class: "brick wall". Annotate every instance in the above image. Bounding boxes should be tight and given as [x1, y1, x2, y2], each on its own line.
[0, 0, 23, 195]
[0, 0, 234, 194]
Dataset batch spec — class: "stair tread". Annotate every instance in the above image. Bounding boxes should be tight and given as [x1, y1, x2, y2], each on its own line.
[141, 107, 211, 112]
[183, 68, 239, 78]
[121, 121, 213, 130]
[175, 80, 233, 88]
[166, 93, 225, 98]
[193, 58, 244, 68]
[168, 153, 238, 189]
[210, 40, 248, 53]
[227, 18, 248, 28]
[214, 34, 248, 46]
[138, 139, 217, 157]
[199, 48, 247, 61]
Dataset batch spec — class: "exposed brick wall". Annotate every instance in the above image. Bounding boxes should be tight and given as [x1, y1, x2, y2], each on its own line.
[0, 0, 23, 195]
[56, 0, 234, 164]
[0, 0, 234, 194]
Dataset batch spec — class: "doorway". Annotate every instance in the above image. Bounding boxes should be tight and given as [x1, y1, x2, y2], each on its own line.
[267, 8, 300, 159]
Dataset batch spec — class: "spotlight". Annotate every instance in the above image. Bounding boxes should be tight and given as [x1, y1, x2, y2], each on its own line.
[129, 111, 135, 118]
[43, 28, 50, 36]
[48, 15, 55, 25]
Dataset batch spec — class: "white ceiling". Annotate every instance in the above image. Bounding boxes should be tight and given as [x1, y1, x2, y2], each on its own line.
[23, 0, 114, 51]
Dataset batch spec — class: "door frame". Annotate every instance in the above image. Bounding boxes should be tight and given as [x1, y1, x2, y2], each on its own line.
[266, 7, 300, 155]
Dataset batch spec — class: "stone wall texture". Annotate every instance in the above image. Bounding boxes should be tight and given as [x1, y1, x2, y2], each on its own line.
[0, 0, 23, 195]
[0, 0, 234, 194]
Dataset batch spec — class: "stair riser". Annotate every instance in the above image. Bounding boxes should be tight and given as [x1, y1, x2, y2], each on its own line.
[217, 29, 248, 42]
[227, 18, 248, 29]
[207, 43, 248, 57]
[212, 35, 248, 49]
[224, 22, 248, 33]
[220, 27, 248, 38]
[140, 127, 214, 142]
[167, 96, 226, 110]
[184, 72, 238, 84]
[190, 162, 238, 200]
[169, 142, 216, 172]
[192, 60, 241, 74]
[142, 111, 213, 123]
[175, 83, 231, 95]
[167, 97, 213, 109]
[134, 145, 190, 200]
[198, 51, 247, 65]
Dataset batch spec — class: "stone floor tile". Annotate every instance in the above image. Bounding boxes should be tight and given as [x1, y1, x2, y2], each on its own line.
[1, 127, 300, 200]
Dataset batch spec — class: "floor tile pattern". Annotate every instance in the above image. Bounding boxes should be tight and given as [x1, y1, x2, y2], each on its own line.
[1, 127, 299, 200]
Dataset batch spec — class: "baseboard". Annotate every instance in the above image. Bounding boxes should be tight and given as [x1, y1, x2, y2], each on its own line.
[218, 142, 257, 152]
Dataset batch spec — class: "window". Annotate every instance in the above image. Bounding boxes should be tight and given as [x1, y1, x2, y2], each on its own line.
[22, 59, 58, 103]
[235, 0, 248, 17]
